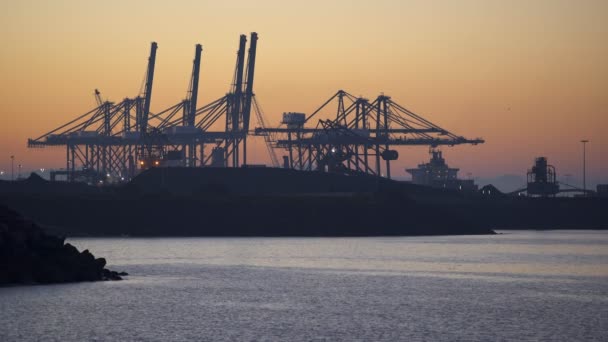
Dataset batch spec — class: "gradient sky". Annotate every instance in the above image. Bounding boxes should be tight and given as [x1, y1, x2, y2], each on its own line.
[1, 0, 606, 186]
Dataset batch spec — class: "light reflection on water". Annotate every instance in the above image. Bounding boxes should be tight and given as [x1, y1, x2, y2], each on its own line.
[70, 230, 608, 277]
[1, 230, 607, 341]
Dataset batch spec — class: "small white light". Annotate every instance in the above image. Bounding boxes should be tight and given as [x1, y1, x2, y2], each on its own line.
[331, 147, 336, 153]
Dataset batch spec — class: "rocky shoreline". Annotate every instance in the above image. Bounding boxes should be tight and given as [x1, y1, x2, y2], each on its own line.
[0, 205, 127, 286]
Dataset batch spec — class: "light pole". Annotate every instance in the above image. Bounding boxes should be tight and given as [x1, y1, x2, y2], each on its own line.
[18, 164, 22, 180]
[10, 155, 15, 181]
[580, 139, 589, 195]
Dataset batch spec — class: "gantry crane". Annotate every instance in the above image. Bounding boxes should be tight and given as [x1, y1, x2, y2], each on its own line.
[255, 90, 484, 179]
[28, 32, 483, 183]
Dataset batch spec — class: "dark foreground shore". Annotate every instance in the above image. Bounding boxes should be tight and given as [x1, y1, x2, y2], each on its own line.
[1, 193, 495, 237]
[0, 205, 126, 285]
[0, 168, 606, 237]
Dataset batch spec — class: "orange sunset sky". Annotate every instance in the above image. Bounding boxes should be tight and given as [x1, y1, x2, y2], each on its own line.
[1, 0, 606, 187]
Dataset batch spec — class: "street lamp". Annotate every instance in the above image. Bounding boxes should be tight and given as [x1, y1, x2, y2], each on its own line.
[18, 164, 22, 180]
[580, 139, 589, 195]
[10, 155, 15, 181]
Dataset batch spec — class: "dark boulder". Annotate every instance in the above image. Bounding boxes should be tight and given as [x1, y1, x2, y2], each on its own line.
[0, 204, 127, 286]
[102, 269, 123, 281]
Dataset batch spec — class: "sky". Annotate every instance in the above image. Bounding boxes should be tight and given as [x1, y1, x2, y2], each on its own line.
[1, 0, 607, 188]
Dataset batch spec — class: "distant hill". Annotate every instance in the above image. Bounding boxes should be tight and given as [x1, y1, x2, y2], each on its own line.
[476, 175, 526, 193]
[0, 173, 100, 195]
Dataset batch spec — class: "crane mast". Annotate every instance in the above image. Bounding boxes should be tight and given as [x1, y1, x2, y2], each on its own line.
[141, 42, 157, 134]
[242, 32, 258, 165]
[232, 34, 247, 133]
[226, 35, 247, 167]
[186, 44, 202, 127]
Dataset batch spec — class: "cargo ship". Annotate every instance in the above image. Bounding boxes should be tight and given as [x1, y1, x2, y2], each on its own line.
[406, 149, 477, 192]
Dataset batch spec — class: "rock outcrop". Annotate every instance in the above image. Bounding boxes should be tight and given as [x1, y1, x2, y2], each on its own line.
[0, 205, 127, 285]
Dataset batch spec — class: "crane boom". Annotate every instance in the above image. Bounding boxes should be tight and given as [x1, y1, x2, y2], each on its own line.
[94, 89, 103, 106]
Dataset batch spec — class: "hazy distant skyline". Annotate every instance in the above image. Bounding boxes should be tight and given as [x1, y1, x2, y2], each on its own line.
[1, 0, 606, 185]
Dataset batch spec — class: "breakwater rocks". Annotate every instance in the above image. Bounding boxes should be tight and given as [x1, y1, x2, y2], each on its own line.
[0, 205, 127, 286]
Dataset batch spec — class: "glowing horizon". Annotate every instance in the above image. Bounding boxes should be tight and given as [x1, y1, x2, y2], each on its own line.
[1, 0, 606, 185]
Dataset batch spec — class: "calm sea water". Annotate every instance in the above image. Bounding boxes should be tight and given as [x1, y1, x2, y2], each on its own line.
[1, 231, 607, 341]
